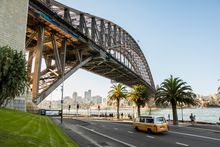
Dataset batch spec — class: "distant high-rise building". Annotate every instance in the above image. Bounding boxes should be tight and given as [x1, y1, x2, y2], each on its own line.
[72, 92, 77, 102]
[88, 90, 91, 95]
[84, 91, 88, 99]
[84, 90, 92, 102]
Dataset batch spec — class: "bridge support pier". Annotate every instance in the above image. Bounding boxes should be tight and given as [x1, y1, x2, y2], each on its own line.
[0, 0, 29, 111]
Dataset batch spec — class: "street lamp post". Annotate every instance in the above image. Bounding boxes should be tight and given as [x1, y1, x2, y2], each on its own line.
[61, 83, 64, 124]
[61, 39, 67, 124]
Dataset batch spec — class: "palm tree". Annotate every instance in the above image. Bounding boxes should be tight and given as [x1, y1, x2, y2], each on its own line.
[127, 85, 151, 118]
[155, 75, 197, 125]
[108, 83, 127, 119]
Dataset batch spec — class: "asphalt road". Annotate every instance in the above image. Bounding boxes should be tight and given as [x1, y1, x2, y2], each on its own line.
[60, 118, 220, 147]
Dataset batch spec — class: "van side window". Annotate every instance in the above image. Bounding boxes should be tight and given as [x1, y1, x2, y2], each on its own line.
[156, 117, 165, 123]
[140, 118, 145, 122]
[146, 118, 154, 123]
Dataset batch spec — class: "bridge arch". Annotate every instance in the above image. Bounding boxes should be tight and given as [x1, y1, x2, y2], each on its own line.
[27, 0, 155, 104]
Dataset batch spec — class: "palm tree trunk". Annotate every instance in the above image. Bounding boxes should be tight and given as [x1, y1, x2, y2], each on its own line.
[148, 103, 152, 115]
[171, 102, 178, 125]
[117, 99, 120, 119]
[149, 107, 152, 115]
[137, 105, 141, 117]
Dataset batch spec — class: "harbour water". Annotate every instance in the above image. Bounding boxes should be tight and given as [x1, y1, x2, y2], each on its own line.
[64, 107, 220, 123]
[152, 108, 220, 123]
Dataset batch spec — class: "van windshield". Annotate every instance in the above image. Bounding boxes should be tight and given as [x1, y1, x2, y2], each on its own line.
[156, 117, 165, 123]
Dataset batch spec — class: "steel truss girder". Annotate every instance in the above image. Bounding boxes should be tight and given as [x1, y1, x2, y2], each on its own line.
[36, 0, 155, 88]
[27, 0, 156, 104]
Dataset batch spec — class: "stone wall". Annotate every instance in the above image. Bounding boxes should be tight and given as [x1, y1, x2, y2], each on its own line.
[0, 0, 29, 52]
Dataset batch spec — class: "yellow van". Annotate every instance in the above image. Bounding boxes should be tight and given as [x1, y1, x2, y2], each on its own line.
[133, 115, 169, 133]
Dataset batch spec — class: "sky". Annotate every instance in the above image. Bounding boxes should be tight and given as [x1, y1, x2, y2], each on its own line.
[47, 0, 220, 100]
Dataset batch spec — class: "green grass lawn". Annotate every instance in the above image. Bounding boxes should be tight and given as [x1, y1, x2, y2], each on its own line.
[0, 108, 77, 147]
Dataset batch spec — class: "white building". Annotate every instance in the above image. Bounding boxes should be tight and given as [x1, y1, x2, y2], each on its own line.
[92, 96, 102, 104]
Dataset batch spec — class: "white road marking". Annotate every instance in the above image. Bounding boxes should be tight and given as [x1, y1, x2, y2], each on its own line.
[79, 125, 136, 147]
[186, 126, 220, 133]
[128, 131, 133, 133]
[176, 142, 189, 146]
[66, 125, 103, 147]
[170, 131, 220, 141]
[146, 135, 154, 139]
[171, 124, 220, 133]
[114, 128, 118, 130]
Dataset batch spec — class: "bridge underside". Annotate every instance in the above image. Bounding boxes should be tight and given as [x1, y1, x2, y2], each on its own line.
[27, 0, 155, 104]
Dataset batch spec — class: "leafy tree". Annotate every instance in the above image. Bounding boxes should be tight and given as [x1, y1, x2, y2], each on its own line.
[108, 83, 127, 119]
[0, 46, 28, 107]
[155, 75, 197, 125]
[127, 85, 151, 117]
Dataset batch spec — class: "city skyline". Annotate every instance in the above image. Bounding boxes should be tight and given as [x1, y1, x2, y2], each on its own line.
[46, 0, 220, 101]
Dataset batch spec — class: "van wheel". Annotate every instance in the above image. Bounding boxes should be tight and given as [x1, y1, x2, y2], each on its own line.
[147, 129, 152, 134]
[135, 127, 139, 131]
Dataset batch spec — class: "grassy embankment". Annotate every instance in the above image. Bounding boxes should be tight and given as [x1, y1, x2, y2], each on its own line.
[0, 108, 77, 147]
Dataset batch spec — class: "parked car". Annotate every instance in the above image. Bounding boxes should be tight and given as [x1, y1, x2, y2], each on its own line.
[133, 115, 169, 133]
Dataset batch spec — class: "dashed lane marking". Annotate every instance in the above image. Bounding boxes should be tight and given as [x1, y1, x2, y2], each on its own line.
[128, 131, 133, 133]
[146, 135, 154, 139]
[176, 142, 189, 146]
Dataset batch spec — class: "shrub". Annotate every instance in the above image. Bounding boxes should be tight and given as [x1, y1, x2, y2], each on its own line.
[0, 46, 28, 107]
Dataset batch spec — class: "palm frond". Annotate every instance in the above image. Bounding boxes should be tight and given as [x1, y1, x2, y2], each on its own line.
[155, 75, 197, 107]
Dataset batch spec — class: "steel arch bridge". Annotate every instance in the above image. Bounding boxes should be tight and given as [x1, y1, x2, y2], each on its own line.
[26, 0, 155, 104]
